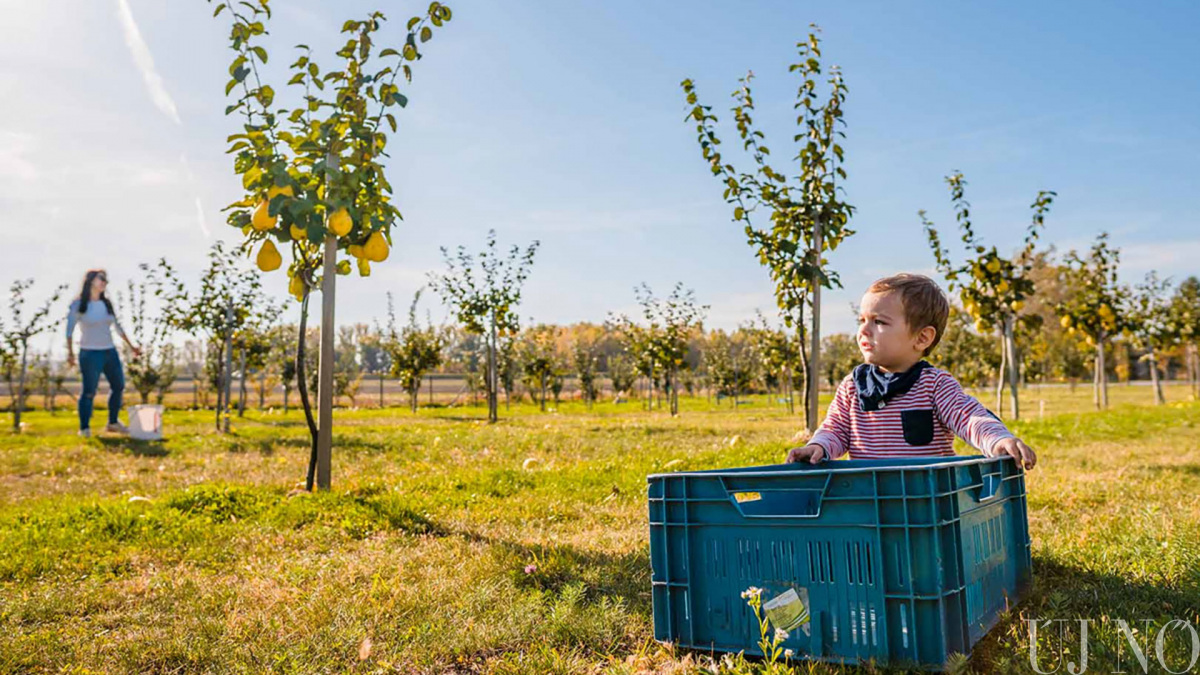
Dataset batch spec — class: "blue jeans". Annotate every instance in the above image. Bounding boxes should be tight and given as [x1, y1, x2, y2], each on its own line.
[79, 348, 124, 430]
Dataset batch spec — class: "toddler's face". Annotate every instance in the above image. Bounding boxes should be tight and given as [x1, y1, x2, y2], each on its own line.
[856, 291, 925, 371]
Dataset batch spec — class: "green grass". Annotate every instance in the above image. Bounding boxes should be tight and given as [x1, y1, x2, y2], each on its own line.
[1, 386, 1198, 673]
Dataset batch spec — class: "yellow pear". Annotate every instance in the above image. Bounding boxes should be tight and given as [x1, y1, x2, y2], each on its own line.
[252, 201, 276, 231]
[1060, 315, 1072, 328]
[256, 240, 282, 272]
[1010, 300, 1025, 312]
[289, 224, 307, 241]
[986, 259, 1001, 274]
[289, 273, 306, 301]
[997, 279, 1010, 293]
[357, 258, 371, 277]
[364, 231, 389, 262]
[348, 244, 365, 259]
[329, 208, 353, 237]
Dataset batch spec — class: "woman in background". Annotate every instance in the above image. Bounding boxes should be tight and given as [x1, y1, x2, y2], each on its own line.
[66, 269, 141, 437]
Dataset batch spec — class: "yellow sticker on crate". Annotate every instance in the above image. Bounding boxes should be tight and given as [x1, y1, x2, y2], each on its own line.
[733, 492, 762, 503]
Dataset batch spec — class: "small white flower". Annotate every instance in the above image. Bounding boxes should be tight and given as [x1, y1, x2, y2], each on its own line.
[784, 649, 794, 659]
[741, 586, 763, 600]
[775, 627, 789, 642]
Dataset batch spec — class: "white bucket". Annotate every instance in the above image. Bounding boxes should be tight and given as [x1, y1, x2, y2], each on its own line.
[128, 404, 163, 441]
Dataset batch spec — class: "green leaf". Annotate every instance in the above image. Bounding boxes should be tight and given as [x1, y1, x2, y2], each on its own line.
[402, 45, 417, 61]
[257, 85, 274, 107]
[380, 48, 400, 58]
[406, 17, 420, 30]
[213, 4, 226, 17]
[225, 79, 239, 96]
[252, 46, 268, 64]
[385, 113, 397, 132]
[420, 26, 432, 43]
[393, 92, 407, 108]
[288, 73, 305, 86]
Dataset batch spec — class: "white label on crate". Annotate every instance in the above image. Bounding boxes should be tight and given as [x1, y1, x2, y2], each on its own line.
[763, 587, 811, 635]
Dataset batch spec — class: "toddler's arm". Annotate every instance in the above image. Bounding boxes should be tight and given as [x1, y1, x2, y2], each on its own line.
[787, 376, 853, 462]
[932, 372, 1036, 469]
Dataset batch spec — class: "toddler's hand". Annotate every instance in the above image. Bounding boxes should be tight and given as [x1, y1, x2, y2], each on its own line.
[992, 437, 1036, 470]
[786, 444, 826, 465]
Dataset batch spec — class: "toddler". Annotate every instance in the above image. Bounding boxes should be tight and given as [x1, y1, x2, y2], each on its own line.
[786, 273, 1036, 469]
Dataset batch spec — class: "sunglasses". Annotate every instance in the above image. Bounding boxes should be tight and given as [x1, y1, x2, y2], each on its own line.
[95, 275, 107, 282]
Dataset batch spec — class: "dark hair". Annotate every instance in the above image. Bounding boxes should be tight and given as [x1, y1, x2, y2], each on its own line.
[867, 273, 950, 356]
[77, 269, 114, 316]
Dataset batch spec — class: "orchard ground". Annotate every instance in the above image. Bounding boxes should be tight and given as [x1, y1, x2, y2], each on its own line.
[2, 385, 1199, 673]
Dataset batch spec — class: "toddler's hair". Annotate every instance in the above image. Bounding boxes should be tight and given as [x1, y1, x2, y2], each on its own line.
[867, 273, 949, 355]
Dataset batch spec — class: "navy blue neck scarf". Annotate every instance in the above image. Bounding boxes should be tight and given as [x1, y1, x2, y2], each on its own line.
[852, 360, 931, 412]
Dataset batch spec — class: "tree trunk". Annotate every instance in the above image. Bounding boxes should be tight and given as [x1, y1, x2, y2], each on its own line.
[258, 370, 267, 410]
[785, 366, 794, 415]
[488, 311, 498, 423]
[214, 357, 223, 430]
[995, 327, 1007, 417]
[411, 383, 418, 413]
[808, 224, 823, 433]
[298, 289, 320, 492]
[428, 373, 433, 405]
[669, 366, 679, 416]
[1190, 344, 1199, 400]
[797, 324, 811, 431]
[379, 371, 384, 408]
[237, 350, 247, 418]
[222, 301, 234, 433]
[1097, 335, 1109, 410]
[13, 344, 28, 432]
[1005, 317, 1020, 419]
[1149, 352, 1165, 405]
[316, 232, 337, 490]
[1092, 351, 1100, 409]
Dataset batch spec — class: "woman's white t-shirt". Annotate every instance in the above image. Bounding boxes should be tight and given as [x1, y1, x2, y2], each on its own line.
[66, 299, 124, 351]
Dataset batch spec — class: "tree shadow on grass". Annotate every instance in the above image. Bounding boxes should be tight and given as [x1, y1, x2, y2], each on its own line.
[1139, 462, 1200, 478]
[452, 528, 652, 617]
[970, 555, 1200, 672]
[97, 436, 171, 457]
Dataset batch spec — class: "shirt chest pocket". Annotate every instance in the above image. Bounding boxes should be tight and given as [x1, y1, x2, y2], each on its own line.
[901, 409, 935, 446]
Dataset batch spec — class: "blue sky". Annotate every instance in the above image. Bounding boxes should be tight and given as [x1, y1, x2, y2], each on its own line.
[3, 0, 1199, 350]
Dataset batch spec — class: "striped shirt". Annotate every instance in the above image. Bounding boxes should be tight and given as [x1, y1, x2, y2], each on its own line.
[810, 365, 1014, 459]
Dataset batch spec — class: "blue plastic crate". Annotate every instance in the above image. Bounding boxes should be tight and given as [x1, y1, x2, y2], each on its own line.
[648, 455, 1032, 669]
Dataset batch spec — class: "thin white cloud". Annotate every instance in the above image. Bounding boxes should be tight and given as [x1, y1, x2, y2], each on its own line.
[0, 130, 38, 181]
[179, 154, 210, 238]
[115, 0, 181, 125]
[193, 197, 211, 239]
[1121, 239, 1200, 278]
